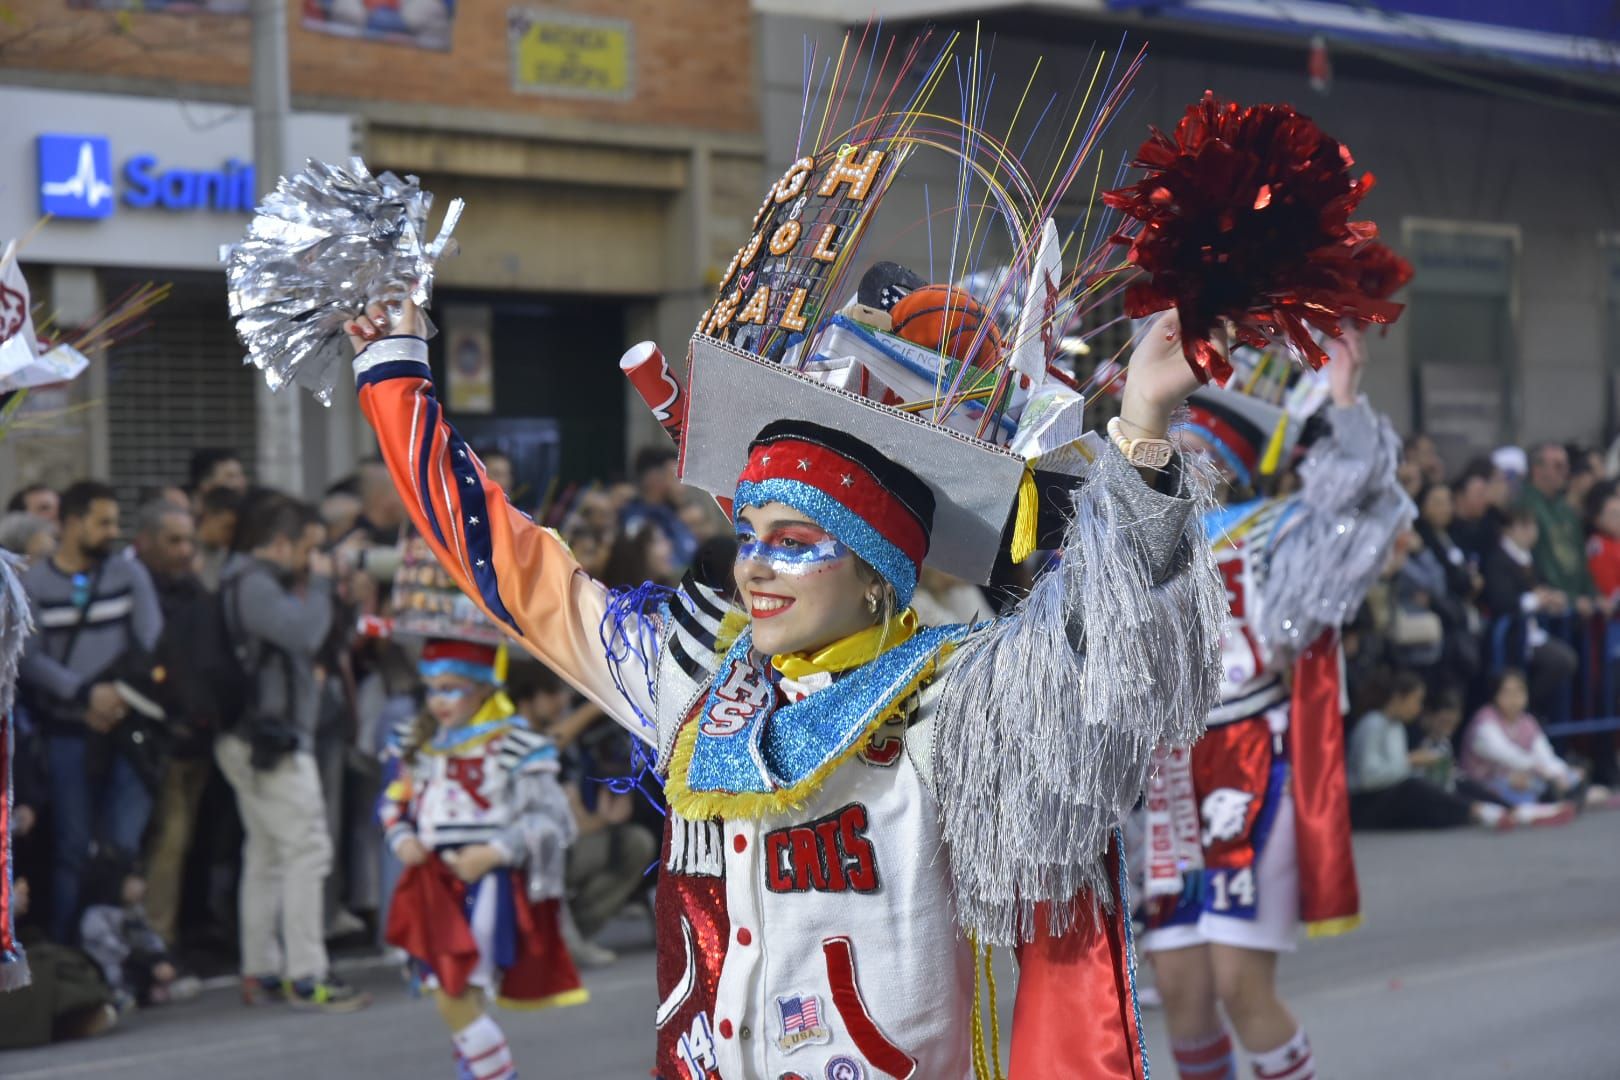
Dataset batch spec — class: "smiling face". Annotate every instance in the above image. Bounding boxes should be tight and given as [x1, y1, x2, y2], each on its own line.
[734, 502, 878, 657]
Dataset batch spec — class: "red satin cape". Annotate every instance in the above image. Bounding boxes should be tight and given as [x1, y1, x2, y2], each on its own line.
[1008, 842, 1145, 1079]
[1288, 631, 1361, 935]
[385, 855, 584, 1005]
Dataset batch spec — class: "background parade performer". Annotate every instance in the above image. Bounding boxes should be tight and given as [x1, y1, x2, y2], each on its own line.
[379, 631, 585, 1080]
[1139, 330, 1414, 1080]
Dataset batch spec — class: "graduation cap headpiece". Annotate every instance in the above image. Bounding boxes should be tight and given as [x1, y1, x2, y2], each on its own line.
[635, 30, 1153, 597]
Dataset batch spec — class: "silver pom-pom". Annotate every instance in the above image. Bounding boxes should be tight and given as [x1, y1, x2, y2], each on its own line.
[224, 158, 464, 405]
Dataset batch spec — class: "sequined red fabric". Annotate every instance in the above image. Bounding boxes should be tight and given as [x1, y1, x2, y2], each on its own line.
[1103, 92, 1413, 384]
[654, 827, 729, 1080]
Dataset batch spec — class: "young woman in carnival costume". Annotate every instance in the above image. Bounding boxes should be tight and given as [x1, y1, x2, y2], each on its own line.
[380, 634, 584, 1080]
[346, 281, 1221, 1078]
[227, 41, 1409, 1073]
[1137, 330, 1414, 1080]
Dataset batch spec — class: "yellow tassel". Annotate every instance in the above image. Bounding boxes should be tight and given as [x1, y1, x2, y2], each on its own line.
[984, 940, 1004, 1080]
[969, 935, 989, 1080]
[1010, 465, 1039, 564]
[1258, 414, 1289, 477]
[494, 641, 510, 686]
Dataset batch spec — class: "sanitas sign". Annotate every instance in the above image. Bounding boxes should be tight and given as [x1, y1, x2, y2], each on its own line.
[37, 132, 256, 219]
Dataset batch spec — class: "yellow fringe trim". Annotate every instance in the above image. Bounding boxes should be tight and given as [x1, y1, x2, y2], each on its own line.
[496, 986, 590, 1011]
[715, 609, 749, 655]
[664, 643, 953, 822]
[1305, 913, 1363, 939]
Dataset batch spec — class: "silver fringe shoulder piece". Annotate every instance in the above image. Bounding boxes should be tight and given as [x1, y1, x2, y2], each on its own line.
[224, 158, 464, 404]
[1, 552, 32, 991]
[1255, 399, 1414, 660]
[931, 445, 1225, 947]
[0, 552, 31, 719]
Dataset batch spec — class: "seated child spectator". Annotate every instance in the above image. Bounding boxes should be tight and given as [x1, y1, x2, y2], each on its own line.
[0, 877, 120, 1049]
[1461, 669, 1608, 809]
[1410, 685, 1465, 791]
[1347, 670, 1569, 829]
[77, 853, 199, 1010]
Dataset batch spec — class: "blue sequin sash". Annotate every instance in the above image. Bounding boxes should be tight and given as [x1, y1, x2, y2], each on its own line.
[685, 624, 964, 797]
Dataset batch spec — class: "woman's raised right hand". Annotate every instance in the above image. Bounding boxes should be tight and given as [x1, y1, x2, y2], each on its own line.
[344, 297, 428, 356]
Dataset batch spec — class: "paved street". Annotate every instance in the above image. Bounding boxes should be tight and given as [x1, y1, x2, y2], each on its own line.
[5, 812, 1617, 1079]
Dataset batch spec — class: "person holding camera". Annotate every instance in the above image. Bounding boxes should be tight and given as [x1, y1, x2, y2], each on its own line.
[18, 481, 163, 945]
[215, 495, 368, 1012]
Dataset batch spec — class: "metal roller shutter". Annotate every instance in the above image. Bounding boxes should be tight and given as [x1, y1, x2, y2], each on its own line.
[103, 275, 256, 508]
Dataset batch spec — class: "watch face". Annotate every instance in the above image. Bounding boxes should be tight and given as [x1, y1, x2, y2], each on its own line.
[1132, 441, 1174, 468]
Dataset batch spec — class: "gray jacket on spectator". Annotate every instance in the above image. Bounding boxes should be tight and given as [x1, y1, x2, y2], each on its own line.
[220, 554, 333, 751]
[18, 555, 162, 731]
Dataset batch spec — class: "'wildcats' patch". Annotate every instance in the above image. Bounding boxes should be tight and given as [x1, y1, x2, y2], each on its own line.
[775, 993, 832, 1054]
[764, 802, 880, 895]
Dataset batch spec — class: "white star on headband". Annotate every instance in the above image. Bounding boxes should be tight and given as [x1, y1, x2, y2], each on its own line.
[840, 474, 855, 487]
[797, 458, 810, 471]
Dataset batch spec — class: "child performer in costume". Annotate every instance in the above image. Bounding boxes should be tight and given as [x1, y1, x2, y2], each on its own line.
[346, 294, 1225, 1079]
[1139, 330, 1413, 1080]
[380, 637, 584, 1080]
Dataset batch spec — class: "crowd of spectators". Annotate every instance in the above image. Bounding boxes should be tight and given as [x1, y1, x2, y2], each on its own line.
[0, 444, 735, 1046]
[1345, 436, 1620, 833]
[5, 425, 1619, 1047]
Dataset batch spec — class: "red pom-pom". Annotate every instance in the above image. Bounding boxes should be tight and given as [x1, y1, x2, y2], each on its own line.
[1103, 92, 1412, 384]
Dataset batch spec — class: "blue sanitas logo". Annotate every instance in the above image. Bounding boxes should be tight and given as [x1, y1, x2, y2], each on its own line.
[37, 134, 115, 219]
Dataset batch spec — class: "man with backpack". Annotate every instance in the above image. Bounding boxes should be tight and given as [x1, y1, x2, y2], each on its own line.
[18, 481, 163, 944]
[215, 494, 368, 1012]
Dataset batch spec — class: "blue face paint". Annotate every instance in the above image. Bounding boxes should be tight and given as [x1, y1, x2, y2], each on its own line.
[735, 521, 851, 576]
[424, 685, 476, 702]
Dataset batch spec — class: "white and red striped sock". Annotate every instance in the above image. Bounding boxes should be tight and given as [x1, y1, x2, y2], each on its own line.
[1171, 1027, 1237, 1080]
[1251, 1027, 1314, 1080]
[453, 1014, 517, 1080]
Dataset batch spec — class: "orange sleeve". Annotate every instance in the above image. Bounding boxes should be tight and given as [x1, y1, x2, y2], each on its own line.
[353, 336, 655, 743]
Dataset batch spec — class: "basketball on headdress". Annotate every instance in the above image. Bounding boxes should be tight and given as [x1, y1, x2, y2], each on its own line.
[889, 285, 1004, 371]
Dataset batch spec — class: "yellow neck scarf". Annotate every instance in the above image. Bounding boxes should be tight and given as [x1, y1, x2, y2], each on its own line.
[772, 609, 919, 682]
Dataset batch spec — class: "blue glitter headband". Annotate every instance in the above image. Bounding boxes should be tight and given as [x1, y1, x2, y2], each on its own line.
[733, 477, 918, 606]
[418, 658, 499, 684]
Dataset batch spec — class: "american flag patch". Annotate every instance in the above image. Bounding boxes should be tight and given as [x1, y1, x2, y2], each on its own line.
[775, 993, 831, 1053]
